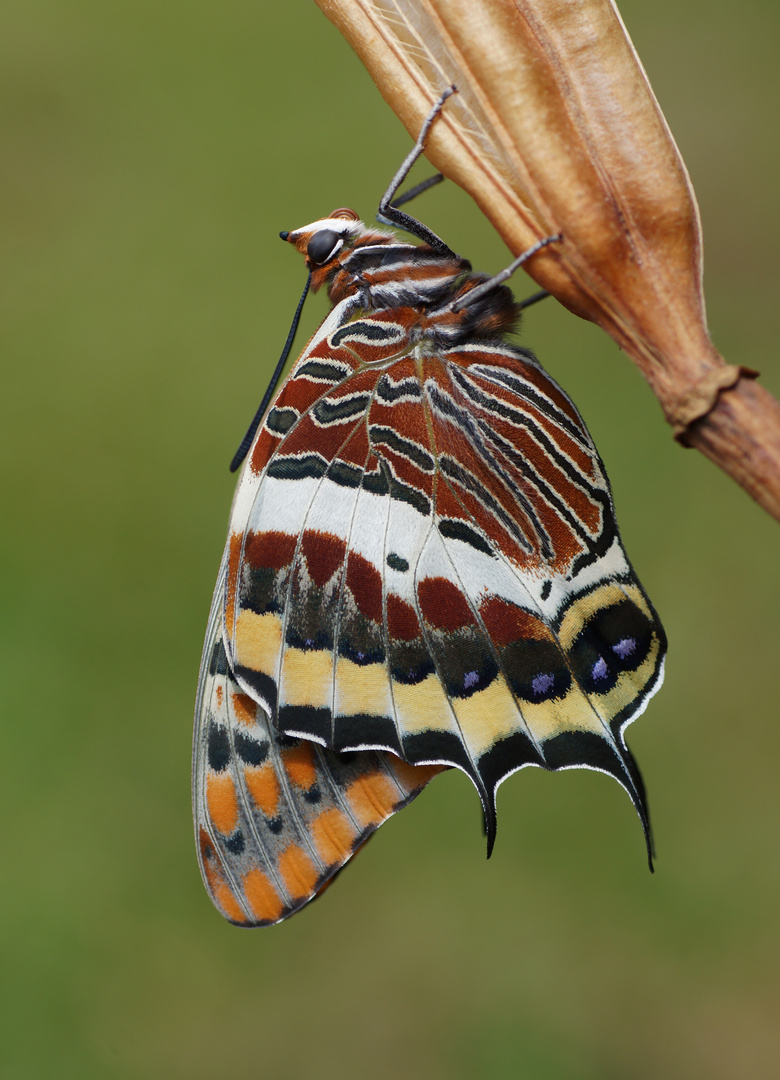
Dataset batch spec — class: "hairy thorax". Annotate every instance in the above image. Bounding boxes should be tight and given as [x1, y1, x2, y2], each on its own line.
[288, 216, 521, 348]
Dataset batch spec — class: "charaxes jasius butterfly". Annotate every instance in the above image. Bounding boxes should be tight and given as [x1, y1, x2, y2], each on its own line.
[193, 88, 666, 926]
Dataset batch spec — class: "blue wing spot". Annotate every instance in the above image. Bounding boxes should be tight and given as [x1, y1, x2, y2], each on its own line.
[612, 637, 636, 660]
[591, 656, 609, 682]
[531, 672, 556, 697]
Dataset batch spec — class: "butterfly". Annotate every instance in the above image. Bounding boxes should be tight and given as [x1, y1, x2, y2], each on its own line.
[193, 88, 666, 926]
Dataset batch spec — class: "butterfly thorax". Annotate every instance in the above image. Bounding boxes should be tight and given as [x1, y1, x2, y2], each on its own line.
[283, 210, 521, 347]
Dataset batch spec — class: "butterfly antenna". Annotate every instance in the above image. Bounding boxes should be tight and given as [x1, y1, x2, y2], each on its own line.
[229, 270, 312, 473]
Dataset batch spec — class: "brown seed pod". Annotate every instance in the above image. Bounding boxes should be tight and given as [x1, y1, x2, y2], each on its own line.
[313, 0, 780, 521]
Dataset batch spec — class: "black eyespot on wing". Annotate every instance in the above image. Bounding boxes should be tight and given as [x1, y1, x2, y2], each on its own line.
[501, 638, 572, 703]
[568, 599, 656, 694]
[307, 229, 341, 266]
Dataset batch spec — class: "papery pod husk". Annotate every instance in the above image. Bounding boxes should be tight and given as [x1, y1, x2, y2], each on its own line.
[313, 0, 780, 521]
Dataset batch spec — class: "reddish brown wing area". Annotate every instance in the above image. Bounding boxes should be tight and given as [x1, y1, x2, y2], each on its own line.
[422, 346, 615, 574]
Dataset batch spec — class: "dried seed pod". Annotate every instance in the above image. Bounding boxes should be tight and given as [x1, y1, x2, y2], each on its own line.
[314, 0, 780, 521]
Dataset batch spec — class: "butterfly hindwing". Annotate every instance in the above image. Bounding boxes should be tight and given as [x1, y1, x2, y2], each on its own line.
[194, 552, 441, 926]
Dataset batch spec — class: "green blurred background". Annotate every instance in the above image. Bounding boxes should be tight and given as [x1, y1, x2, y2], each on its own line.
[2, 1, 778, 1076]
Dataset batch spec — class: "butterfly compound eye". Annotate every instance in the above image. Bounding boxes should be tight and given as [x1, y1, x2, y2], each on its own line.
[307, 229, 342, 266]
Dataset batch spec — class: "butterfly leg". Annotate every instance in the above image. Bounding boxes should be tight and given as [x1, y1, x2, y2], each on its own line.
[450, 234, 563, 312]
[516, 289, 551, 312]
[389, 172, 445, 210]
[377, 86, 459, 258]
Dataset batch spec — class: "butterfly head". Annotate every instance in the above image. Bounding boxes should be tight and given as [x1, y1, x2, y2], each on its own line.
[280, 208, 393, 295]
